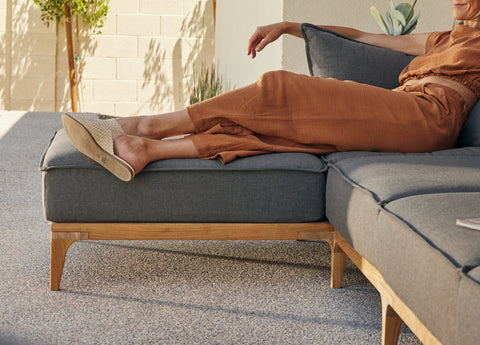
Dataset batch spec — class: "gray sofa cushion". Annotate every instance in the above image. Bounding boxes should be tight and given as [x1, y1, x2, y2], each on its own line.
[457, 267, 480, 345]
[323, 146, 480, 165]
[300, 23, 414, 89]
[380, 193, 480, 345]
[40, 130, 328, 223]
[325, 149, 480, 204]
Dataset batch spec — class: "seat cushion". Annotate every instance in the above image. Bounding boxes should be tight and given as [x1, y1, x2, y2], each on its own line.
[324, 148, 480, 205]
[379, 193, 480, 345]
[40, 130, 328, 223]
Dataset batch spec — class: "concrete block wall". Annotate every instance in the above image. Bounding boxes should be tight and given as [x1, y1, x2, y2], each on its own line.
[57, 0, 215, 115]
[1, 0, 215, 115]
[0, 0, 57, 111]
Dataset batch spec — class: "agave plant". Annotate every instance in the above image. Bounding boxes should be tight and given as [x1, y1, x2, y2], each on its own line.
[371, 0, 419, 35]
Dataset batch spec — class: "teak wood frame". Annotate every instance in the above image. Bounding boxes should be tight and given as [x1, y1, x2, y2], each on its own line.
[50, 222, 335, 291]
[331, 230, 442, 345]
[50, 222, 441, 345]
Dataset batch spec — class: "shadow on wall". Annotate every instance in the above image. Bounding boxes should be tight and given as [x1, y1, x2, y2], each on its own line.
[142, 0, 215, 112]
[0, 0, 12, 110]
[0, 0, 30, 110]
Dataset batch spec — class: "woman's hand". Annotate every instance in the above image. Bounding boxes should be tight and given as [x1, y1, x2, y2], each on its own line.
[247, 22, 286, 58]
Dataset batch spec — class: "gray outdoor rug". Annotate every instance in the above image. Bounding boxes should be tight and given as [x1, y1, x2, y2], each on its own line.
[0, 112, 420, 345]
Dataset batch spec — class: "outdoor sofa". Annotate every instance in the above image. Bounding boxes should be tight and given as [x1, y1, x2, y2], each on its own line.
[40, 24, 480, 345]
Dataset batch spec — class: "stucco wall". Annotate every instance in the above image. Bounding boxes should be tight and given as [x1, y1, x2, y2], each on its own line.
[216, 0, 454, 88]
[0, 0, 215, 115]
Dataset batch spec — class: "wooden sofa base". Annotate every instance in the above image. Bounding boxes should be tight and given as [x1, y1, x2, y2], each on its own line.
[50, 222, 335, 291]
[50, 222, 441, 345]
[330, 229, 442, 345]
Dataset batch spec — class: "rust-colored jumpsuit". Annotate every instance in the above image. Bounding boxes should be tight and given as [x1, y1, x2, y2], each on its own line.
[186, 25, 480, 163]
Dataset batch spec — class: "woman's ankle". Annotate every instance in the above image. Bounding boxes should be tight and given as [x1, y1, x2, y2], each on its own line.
[116, 116, 159, 138]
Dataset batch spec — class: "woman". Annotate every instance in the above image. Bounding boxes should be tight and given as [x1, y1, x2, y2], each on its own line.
[63, 0, 480, 181]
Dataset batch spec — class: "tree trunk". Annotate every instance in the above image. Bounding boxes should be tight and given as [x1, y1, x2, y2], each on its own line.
[64, 4, 78, 112]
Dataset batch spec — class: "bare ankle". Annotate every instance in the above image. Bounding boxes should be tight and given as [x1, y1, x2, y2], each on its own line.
[137, 116, 162, 139]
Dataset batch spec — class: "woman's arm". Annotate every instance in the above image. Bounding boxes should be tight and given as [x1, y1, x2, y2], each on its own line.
[247, 21, 430, 58]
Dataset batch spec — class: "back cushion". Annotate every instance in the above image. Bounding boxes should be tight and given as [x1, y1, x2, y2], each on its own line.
[300, 23, 480, 147]
[300, 23, 414, 89]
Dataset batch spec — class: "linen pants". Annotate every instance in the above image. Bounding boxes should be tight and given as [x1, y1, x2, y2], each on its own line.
[186, 70, 469, 163]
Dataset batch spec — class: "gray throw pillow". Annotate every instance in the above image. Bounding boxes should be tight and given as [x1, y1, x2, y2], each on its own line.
[300, 23, 480, 147]
[300, 23, 414, 89]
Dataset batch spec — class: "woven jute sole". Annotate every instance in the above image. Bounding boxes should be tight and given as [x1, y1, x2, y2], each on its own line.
[62, 113, 135, 182]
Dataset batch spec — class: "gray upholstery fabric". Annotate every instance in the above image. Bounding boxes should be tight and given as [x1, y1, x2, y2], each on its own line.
[327, 154, 480, 204]
[457, 268, 480, 345]
[378, 193, 480, 345]
[323, 146, 480, 165]
[383, 193, 480, 271]
[41, 130, 328, 222]
[327, 189, 480, 345]
[326, 147, 480, 345]
[300, 23, 414, 89]
[457, 101, 480, 147]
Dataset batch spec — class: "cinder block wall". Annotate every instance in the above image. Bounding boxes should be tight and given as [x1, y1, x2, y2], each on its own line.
[0, 0, 57, 111]
[0, 0, 215, 115]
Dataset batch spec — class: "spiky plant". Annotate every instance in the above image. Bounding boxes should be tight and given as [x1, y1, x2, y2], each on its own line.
[189, 63, 231, 105]
[370, 0, 419, 35]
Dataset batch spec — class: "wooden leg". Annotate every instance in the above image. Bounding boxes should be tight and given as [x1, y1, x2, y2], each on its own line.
[50, 231, 88, 291]
[382, 299, 402, 345]
[331, 241, 347, 289]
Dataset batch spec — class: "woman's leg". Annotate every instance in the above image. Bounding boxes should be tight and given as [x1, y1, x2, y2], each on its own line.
[116, 109, 196, 139]
[113, 132, 199, 173]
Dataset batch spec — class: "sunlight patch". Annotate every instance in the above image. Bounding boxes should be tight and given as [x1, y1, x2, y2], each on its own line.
[0, 111, 28, 140]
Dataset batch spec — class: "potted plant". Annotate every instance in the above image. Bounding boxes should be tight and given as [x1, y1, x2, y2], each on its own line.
[33, 0, 109, 112]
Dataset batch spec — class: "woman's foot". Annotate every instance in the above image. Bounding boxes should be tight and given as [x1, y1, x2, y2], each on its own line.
[112, 131, 201, 175]
[112, 132, 150, 174]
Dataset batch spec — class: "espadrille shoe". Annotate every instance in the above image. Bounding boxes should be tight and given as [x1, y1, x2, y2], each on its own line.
[62, 112, 135, 182]
[71, 112, 125, 132]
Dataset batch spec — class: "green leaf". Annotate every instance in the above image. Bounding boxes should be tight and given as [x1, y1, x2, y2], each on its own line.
[385, 10, 394, 34]
[390, 9, 407, 27]
[403, 11, 420, 34]
[370, 6, 390, 35]
[396, 3, 413, 22]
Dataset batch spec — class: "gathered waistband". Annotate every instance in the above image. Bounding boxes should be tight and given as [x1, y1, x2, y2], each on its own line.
[398, 76, 477, 111]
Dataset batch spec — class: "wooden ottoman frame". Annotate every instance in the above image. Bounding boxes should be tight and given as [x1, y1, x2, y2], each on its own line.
[50, 222, 440, 345]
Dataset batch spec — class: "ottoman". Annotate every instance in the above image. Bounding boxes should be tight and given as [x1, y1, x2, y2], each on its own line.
[41, 128, 333, 290]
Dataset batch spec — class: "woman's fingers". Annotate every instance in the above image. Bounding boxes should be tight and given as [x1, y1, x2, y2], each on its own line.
[247, 23, 283, 58]
[247, 29, 265, 58]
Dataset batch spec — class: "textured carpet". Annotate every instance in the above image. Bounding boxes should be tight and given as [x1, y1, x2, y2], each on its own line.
[0, 112, 421, 345]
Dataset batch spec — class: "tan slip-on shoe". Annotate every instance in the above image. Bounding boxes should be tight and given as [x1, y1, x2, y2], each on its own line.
[62, 112, 135, 182]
